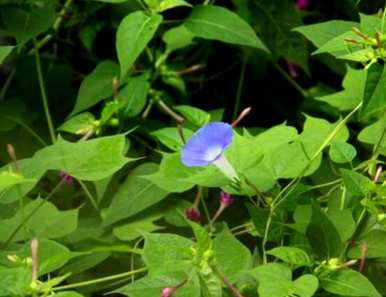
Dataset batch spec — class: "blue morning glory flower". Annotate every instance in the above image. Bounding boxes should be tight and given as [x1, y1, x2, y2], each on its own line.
[181, 122, 238, 181]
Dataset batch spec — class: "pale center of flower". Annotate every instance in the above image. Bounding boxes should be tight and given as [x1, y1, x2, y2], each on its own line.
[204, 146, 223, 162]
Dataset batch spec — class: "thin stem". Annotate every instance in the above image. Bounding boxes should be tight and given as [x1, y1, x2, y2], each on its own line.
[78, 180, 99, 211]
[274, 64, 307, 98]
[1, 181, 64, 249]
[232, 54, 248, 121]
[214, 267, 244, 297]
[262, 207, 274, 264]
[210, 203, 227, 225]
[157, 99, 185, 123]
[53, 267, 147, 291]
[0, 68, 16, 99]
[34, 42, 56, 143]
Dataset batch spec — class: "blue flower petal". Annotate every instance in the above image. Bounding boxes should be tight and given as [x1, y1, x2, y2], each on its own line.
[181, 122, 233, 167]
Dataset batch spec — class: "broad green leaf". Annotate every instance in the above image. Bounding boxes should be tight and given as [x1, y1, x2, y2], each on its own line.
[151, 127, 194, 151]
[0, 99, 26, 132]
[294, 20, 358, 48]
[143, 233, 194, 276]
[103, 163, 169, 226]
[267, 246, 313, 267]
[321, 269, 382, 297]
[53, 292, 85, 297]
[0, 267, 31, 297]
[120, 74, 150, 117]
[60, 253, 110, 276]
[306, 203, 342, 259]
[159, 0, 192, 12]
[312, 31, 361, 58]
[163, 25, 194, 52]
[116, 11, 163, 79]
[0, 199, 78, 242]
[341, 169, 374, 199]
[17, 239, 71, 275]
[184, 5, 269, 52]
[70, 61, 120, 116]
[328, 209, 355, 241]
[316, 67, 365, 111]
[329, 141, 357, 163]
[348, 230, 386, 258]
[293, 275, 319, 297]
[0, 171, 25, 193]
[113, 214, 163, 241]
[253, 0, 308, 72]
[213, 226, 251, 282]
[173, 105, 210, 127]
[33, 135, 130, 181]
[0, 46, 14, 65]
[358, 117, 386, 155]
[361, 64, 386, 120]
[57, 112, 96, 135]
[359, 13, 381, 36]
[0, 4, 55, 45]
[116, 273, 200, 297]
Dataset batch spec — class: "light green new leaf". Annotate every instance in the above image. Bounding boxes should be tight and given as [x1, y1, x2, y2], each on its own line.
[0, 199, 78, 242]
[116, 11, 163, 79]
[120, 74, 150, 117]
[317, 66, 366, 111]
[57, 112, 96, 135]
[103, 163, 169, 226]
[174, 105, 210, 127]
[1, 4, 55, 45]
[70, 60, 120, 116]
[267, 246, 313, 267]
[159, 0, 192, 12]
[294, 20, 358, 48]
[321, 269, 382, 297]
[151, 127, 194, 151]
[359, 13, 381, 36]
[348, 230, 386, 258]
[358, 117, 386, 155]
[53, 292, 85, 297]
[0, 171, 25, 193]
[341, 169, 374, 199]
[329, 141, 357, 163]
[143, 233, 194, 276]
[0, 46, 14, 65]
[184, 5, 269, 52]
[33, 135, 130, 181]
[163, 25, 194, 52]
[213, 226, 251, 282]
[0, 267, 31, 297]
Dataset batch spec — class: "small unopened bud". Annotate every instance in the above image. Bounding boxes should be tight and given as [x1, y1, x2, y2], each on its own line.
[296, 0, 309, 10]
[287, 61, 299, 79]
[6, 144, 20, 173]
[220, 192, 234, 206]
[186, 208, 200, 221]
[161, 287, 175, 297]
[59, 171, 74, 185]
[7, 254, 19, 263]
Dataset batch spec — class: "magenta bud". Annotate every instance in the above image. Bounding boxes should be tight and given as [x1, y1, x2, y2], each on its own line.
[286, 61, 299, 79]
[220, 191, 234, 206]
[296, 0, 309, 10]
[186, 207, 200, 221]
[161, 287, 175, 297]
[59, 171, 74, 185]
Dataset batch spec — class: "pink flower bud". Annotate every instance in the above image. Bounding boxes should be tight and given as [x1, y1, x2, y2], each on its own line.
[297, 0, 309, 10]
[220, 191, 234, 206]
[59, 171, 74, 185]
[161, 287, 175, 297]
[286, 61, 300, 79]
[186, 207, 200, 221]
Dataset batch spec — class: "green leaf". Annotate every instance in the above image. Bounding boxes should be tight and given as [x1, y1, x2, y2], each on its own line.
[151, 127, 194, 151]
[184, 5, 269, 52]
[173, 105, 211, 127]
[159, 0, 192, 12]
[116, 11, 163, 79]
[103, 163, 169, 226]
[143, 233, 194, 276]
[1, 4, 55, 44]
[120, 74, 150, 117]
[321, 269, 382, 297]
[359, 13, 381, 36]
[361, 64, 386, 120]
[57, 112, 96, 135]
[348, 230, 386, 258]
[0, 267, 31, 297]
[306, 203, 342, 259]
[0, 199, 78, 242]
[53, 292, 85, 297]
[0, 46, 14, 65]
[253, 0, 308, 72]
[70, 60, 120, 116]
[358, 117, 386, 156]
[340, 169, 374, 199]
[199, 262, 222, 297]
[329, 141, 357, 163]
[163, 25, 194, 52]
[327, 209, 355, 241]
[312, 31, 360, 58]
[294, 20, 358, 48]
[267, 247, 313, 267]
[213, 226, 251, 282]
[32, 135, 130, 181]
[116, 273, 200, 297]
[0, 171, 25, 193]
[113, 214, 163, 241]
[316, 66, 366, 111]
